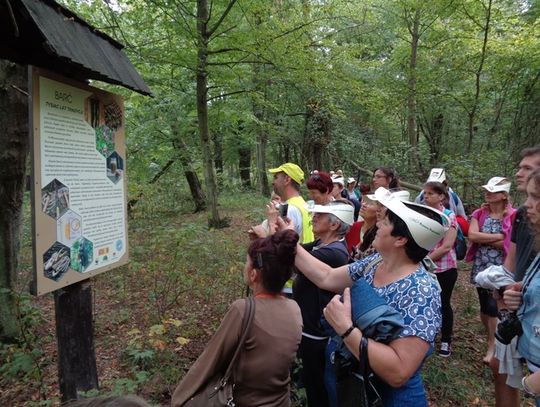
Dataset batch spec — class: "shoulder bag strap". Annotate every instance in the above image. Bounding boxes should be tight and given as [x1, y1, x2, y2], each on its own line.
[221, 297, 256, 383]
[522, 253, 540, 297]
[358, 336, 383, 406]
[358, 336, 368, 377]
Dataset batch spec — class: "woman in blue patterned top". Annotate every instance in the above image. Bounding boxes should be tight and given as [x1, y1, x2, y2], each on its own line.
[289, 187, 447, 406]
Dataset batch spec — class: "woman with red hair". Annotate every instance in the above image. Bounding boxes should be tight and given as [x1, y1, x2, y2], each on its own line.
[307, 171, 334, 205]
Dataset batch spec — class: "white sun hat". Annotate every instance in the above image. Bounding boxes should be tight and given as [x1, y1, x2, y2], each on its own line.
[331, 175, 345, 187]
[481, 177, 511, 193]
[347, 177, 356, 184]
[427, 168, 446, 183]
[308, 203, 354, 226]
[367, 188, 411, 202]
[371, 187, 448, 250]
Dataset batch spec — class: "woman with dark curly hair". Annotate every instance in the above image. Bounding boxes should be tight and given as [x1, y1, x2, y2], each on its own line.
[172, 230, 303, 407]
[372, 167, 400, 190]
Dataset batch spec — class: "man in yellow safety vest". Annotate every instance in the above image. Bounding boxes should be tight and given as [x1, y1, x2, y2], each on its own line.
[269, 163, 314, 245]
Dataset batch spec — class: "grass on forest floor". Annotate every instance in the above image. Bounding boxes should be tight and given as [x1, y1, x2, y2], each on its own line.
[0, 189, 536, 406]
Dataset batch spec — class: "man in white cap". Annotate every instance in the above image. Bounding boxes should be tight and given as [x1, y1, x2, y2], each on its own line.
[269, 162, 314, 244]
[415, 168, 466, 218]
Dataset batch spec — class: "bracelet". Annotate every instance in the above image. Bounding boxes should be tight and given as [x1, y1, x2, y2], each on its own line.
[340, 325, 355, 339]
[522, 375, 539, 397]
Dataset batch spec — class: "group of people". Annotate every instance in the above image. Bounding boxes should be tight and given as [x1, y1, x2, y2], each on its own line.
[169, 145, 540, 407]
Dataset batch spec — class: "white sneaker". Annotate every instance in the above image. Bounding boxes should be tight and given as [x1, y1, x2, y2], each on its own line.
[439, 342, 451, 357]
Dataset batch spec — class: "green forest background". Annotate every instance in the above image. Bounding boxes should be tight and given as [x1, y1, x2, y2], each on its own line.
[61, 0, 539, 218]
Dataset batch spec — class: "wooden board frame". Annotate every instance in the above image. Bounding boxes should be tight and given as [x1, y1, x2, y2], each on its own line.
[30, 67, 129, 295]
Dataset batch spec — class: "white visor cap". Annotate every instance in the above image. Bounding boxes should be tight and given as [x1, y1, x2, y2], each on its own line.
[367, 189, 411, 202]
[332, 176, 345, 187]
[309, 203, 354, 226]
[481, 177, 511, 193]
[372, 187, 448, 250]
[427, 168, 446, 183]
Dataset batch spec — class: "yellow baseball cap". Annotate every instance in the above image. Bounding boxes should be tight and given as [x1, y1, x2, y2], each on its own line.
[268, 163, 305, 184]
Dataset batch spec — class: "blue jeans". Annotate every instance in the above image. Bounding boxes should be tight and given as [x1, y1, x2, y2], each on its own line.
[378, 370, 428, 406]
[324, 339, 338, 407]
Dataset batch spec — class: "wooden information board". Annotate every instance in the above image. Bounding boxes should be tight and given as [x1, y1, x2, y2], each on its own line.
[30, 68, 129, 295]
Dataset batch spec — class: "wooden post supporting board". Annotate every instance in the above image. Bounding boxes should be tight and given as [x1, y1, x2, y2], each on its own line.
[54, 280, 98, 402]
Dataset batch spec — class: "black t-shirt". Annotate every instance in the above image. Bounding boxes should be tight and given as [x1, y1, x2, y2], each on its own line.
[511, 206, 537, 282]
[293, 239, 349, 337]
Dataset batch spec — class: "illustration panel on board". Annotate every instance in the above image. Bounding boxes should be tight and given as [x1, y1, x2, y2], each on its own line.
[106, 152, 124, 184]
[41, 179, 69, 219]
[43, 242, 70, 282]
[70, 237, 94, 273]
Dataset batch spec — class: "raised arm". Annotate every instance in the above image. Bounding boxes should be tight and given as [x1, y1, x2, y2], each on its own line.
[295, 243, 352, 293]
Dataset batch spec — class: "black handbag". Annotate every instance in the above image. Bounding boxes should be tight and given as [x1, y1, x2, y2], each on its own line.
[183, 297, 256, 407]
[334, 336, 383, 407]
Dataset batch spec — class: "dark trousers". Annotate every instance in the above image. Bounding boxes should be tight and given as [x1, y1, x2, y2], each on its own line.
[436, 268, 458, 343]
[298, 335, 330, 407]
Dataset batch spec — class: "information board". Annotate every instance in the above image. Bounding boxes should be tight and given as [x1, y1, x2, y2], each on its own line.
[30, 68, 129, 295]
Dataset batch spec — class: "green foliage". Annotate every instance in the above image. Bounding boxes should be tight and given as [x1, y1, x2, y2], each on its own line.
[0, 291, 49, 402]
[55, 0, 539, 203]
[0, 346, 36, 379]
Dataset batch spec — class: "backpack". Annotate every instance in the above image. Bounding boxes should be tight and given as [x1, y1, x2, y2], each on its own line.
[444, 209, 467, 260]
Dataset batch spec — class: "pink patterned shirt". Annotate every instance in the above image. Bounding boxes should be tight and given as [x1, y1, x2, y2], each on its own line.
[430, 207, 458, 273]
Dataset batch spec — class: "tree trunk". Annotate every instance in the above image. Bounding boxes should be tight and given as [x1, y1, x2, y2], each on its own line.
[419, 111, 444, 167]
[172, 128, 207, 212]
[0, 60, 28, 342]
[255, 133, 270, 196]
[407, 9, 421, 173]
[238, 146, 251, 189]
[252, 11, 270, 197]
[185, 170, 207, 212]
[301, 99, 330, 172]
[196, 0, 224, 227]
[55, 281, 99, 401]
[466, 0, 492, 153]
[213, 131, 223, 177]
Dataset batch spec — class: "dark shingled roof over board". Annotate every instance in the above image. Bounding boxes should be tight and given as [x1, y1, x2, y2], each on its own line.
[0, 0, 151, 96]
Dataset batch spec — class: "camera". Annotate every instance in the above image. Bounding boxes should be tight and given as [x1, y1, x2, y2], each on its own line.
[495, 311, 523, 345]
[275, 203, 288, 219]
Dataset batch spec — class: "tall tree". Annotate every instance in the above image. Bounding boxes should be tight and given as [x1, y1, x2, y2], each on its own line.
[0, 60, 28, 341]
[464, 0, 493, 152]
